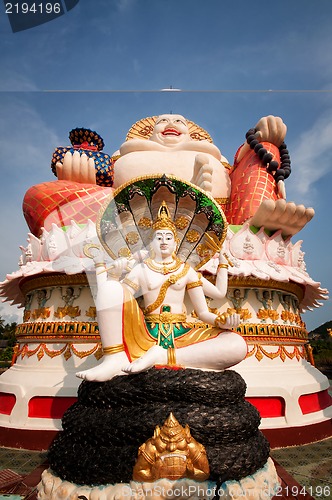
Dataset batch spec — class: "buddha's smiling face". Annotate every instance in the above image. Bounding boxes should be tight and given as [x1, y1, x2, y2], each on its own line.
[150, 114, 190, 146]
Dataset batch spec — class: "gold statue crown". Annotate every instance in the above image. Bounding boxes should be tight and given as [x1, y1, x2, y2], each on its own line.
[152, 201, 178, 236]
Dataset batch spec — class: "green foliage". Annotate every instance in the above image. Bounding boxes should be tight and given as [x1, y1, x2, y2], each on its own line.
[0, 346, 13, 361]
[0, 316, 17, 363]
[310, 320, 332, 340]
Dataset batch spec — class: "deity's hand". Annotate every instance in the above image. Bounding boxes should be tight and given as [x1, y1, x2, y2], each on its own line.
[215, 312, 241, 330]
[56, 151, 97, 184]
[254, 115, 287, 147]
[106, 257, 132, 278]
[218, 251, 229, 267]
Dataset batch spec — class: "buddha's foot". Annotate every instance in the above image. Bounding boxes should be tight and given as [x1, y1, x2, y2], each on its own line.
[122, 345, 167, 374]
[76, 352, 128, 382]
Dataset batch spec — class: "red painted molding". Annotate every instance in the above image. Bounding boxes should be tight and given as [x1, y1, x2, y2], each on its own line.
[0, 392, 16, 415]
[28, 396, 77, 419]
[298, 390, 332, 415]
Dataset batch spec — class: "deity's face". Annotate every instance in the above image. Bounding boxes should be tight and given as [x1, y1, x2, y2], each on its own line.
[150, 114, 190, 146]
[37, 289, 46, 299]
[151, 230, 177, 260]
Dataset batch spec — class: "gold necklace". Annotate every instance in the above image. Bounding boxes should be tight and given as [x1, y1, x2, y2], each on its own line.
[145, 256, 183, 275]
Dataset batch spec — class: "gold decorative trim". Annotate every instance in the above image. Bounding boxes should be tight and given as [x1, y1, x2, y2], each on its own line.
[185, 230, 200, 243]
[214, 197, 230, 205]
[138, 217, 153, 229]
[186, 280, 203, 290]
[16, 321, 99, 337]
[103, 344, 125, 355]
[237, 323, 307, 339]
[167, 347, 177, 366]
[228, 277, 305, 302]
[15, 342, 102, 361]
[145, 312, 187, 324]
[16, 335, 100, 343]
[245, 336, 307, 344]
[20, 273, 89, 296]
[122, 278, 139, 292]
[246, 344, 306, 362]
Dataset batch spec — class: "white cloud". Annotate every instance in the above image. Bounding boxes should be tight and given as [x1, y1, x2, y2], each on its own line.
[116, 0, 136, 11]
[288, 110, 332, 205]
[0, 70, 39, 92]
[0, 97, 60, 180]
[0, 97, 61, 301]
[0, 302, 22, 325]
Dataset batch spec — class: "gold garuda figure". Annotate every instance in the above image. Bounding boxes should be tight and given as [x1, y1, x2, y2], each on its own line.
[133, 412, 209, 482]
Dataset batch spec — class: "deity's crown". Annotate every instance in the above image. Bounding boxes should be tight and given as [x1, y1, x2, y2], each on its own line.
[157, 413, 189, 443]
[152, 201, 177, 236]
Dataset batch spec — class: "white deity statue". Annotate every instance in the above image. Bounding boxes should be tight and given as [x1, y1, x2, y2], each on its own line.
[77, 202, 247, 382]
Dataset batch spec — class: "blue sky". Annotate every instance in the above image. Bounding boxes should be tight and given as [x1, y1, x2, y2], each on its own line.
[0, 0, 331, 330]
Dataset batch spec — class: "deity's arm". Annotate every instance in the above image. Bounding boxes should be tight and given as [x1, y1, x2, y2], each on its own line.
[187, 285, 217, 325]
[201, 253, 229, 299]
[187, 441, 210, 480]
[121, 265, 141, 296]
[132, 443, 156, 481]
[186, 267, 222, 324]
[188, 283, 240, 330]
[254, 289, 262, 303]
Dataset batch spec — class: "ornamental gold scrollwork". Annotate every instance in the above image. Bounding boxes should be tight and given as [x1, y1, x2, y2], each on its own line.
[246, 344, 306, 362]
[227, 307, 252, 321]
[256, 308, 279, 322]
[15, 342, 102, 361]
[16, 321, 99, 337]
[85, 306, 97, 320]
[138, 217, 152, 229]
[174, 216, 189, 230]
[54, 305, 81, 319]
[185, 230, 200, 243]
[125, 232, 140, 245]
[237, 323, 307, 339]
[31, 307, 51, 320]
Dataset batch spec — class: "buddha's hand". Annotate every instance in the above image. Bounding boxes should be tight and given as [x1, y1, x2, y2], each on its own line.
[191, 153, 213, 192]
[215, 312, 241, 330]
[254, 115, 287, 147]
[56, 150, 97, 184]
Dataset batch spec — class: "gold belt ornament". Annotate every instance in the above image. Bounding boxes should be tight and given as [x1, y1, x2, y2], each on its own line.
[145, 312, 187, 323]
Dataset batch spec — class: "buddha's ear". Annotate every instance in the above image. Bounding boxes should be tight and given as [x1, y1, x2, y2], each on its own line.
[153, 425, 160, 438]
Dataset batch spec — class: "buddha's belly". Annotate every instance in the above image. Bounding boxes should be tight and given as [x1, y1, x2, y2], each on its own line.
[113, 151, 231, 199]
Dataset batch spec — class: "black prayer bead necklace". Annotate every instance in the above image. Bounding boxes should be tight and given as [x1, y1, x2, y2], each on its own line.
[245, 128, 291, 183]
